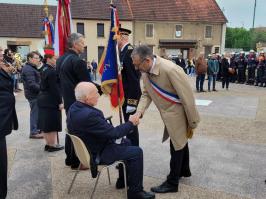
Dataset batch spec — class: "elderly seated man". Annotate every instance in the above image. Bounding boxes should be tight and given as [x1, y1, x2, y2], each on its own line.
[67, 82, 155, 199]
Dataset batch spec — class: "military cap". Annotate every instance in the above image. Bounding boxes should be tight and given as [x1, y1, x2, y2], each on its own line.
[119, 27, 132, 35]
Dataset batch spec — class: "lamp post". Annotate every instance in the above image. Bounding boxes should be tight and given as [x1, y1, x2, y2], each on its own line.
[252, 0, 257, 29]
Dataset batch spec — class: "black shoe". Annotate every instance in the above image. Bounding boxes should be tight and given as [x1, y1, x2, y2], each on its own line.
[128, 190, 155, 199]
[213, 89, 217, 91]
[47, 144, 64, 152]
[151, 181, 178, 193]
[200, 90, 206, 92]
[115, 178, 125, 189]
[44, 145, 49, 151]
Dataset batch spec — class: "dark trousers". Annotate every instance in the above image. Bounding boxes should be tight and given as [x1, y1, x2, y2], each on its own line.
[255, 66, 264, 85]
[28, 99, 39, 135]
[65, 110, 80, 167]
[196, 74, 205, 91]
[0, 137, 7, 199]
[237, 67, 246, 83]
[167, 141, 191, 186]
[222, 76, 230, 89]
[122, 104, 139, 146]
[100, 143, 143, 193]
[247, 66, 256, 84]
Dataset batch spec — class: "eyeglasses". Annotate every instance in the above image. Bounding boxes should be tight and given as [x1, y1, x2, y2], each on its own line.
[133, 58, 147, 68]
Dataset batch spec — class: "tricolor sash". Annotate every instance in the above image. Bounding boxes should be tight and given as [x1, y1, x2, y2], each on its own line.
[148, 78, 181, 104]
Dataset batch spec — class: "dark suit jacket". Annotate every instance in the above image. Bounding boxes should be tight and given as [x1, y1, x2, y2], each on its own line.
[120, 44, 142, 108]
[175, 58, 186, 69]
[37, 64, 62, 109]
[67, 101, 134, 158]
[56, 50, 90, 112]
[0, 69, 18, 138]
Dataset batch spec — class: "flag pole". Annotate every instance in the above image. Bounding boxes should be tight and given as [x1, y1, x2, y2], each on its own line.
[112, 2, 123, 125]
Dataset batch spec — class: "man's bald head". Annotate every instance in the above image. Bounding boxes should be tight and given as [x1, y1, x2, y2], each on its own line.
[75, 82, 100, 106]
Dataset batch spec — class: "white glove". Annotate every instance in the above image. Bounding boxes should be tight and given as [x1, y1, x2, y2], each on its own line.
[126, 105, 136, 114]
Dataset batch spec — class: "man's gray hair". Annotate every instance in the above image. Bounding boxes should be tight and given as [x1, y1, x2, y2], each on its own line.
[74, 84, 87, 101]
[67, 33, 84, 48]
[131, 45, 153, 60]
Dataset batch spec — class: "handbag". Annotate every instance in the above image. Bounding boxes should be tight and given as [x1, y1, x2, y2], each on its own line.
[228, 67, 235, 74]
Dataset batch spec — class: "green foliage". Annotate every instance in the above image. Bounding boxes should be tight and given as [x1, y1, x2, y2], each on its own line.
[225, 27, 266, 51]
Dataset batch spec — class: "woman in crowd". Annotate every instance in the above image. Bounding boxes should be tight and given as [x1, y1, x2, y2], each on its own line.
[221, 54, 231, 90]
[37, 49, 64, 152]
[195, 53, 207, 92]
[0, 51, 18, 198]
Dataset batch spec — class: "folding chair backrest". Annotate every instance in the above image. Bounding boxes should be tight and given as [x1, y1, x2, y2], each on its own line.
[67, 133, 91, 168]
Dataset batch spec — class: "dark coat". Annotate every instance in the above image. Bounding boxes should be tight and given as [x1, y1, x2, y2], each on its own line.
[37, 64, 62, 109]
[0, 69, 18, 138]
[175, 58, 186, 69]
[221, 58, 230, 77]
[120, 44, 142, 109]
[56, 50, 91, 112]
[21, 62, 40, 100]
[67, 101, 134, 158]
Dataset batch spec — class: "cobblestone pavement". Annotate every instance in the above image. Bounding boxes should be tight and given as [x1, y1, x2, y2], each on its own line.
[6, 79, 266, 199]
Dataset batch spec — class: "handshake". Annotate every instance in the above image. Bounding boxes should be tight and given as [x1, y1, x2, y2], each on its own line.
[128, 112, 142, 126]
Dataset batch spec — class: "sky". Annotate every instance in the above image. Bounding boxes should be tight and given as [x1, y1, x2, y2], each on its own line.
[0, 0, 265, 29]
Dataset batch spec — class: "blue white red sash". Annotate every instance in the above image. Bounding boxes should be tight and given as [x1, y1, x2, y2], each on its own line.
[149, 78, 181, 104]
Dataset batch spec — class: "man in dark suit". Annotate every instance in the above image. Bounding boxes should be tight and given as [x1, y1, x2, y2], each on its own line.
[21, 51, 42, 139]
[175, 53, 186, 73]
[67, 82, 155, 199]
[56, 33, 102, 168]
[0, 52, 18, 199]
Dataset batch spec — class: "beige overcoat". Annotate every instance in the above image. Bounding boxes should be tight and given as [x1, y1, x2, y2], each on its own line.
[137, 56, 200, 150]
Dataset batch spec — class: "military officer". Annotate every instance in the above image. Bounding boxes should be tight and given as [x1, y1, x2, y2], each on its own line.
[117, 27, 142, 147]
[115, 27, 142, 189]
[236, 51, 247, 84]
[255, 51, 265, 87]
[246, 50, 257, 85]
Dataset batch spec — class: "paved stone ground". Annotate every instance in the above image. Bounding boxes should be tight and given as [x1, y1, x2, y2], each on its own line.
[5, 78, 266, 199]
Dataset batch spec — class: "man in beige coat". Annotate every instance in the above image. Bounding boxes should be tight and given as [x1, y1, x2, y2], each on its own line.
[131, 45, 200, 194]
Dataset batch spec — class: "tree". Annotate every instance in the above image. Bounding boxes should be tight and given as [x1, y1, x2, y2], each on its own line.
[225, 27, 266, 51]
[225, 27, 251, 51]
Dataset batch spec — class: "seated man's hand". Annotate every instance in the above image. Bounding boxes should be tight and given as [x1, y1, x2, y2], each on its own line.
[129, 115, 139, 126]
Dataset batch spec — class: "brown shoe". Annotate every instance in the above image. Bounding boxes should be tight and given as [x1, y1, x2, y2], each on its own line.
[29, 134, 43, 139]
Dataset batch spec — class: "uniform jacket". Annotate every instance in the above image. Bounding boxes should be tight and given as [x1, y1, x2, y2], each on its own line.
[21, 62, 40, 100]
[0, 69, 18, 138]
[37, 64, 62, 109]
[67, 101, 134, 158]
[236, 56, 247, 69]
[120, 44, 142, 108]
[56, 50, 91, 112]
[137, 56, 200, 150]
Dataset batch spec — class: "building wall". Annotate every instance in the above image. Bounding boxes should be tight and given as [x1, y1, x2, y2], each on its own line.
[72, 19, 133, 63]
[0, 37, 44, 58]
[133, 21, 225, 58]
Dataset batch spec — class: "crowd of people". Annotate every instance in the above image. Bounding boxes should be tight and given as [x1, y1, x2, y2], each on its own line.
[4, 29, 266, 199]
[194, 50, 266, 92]
[0, 28, 201, 199]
